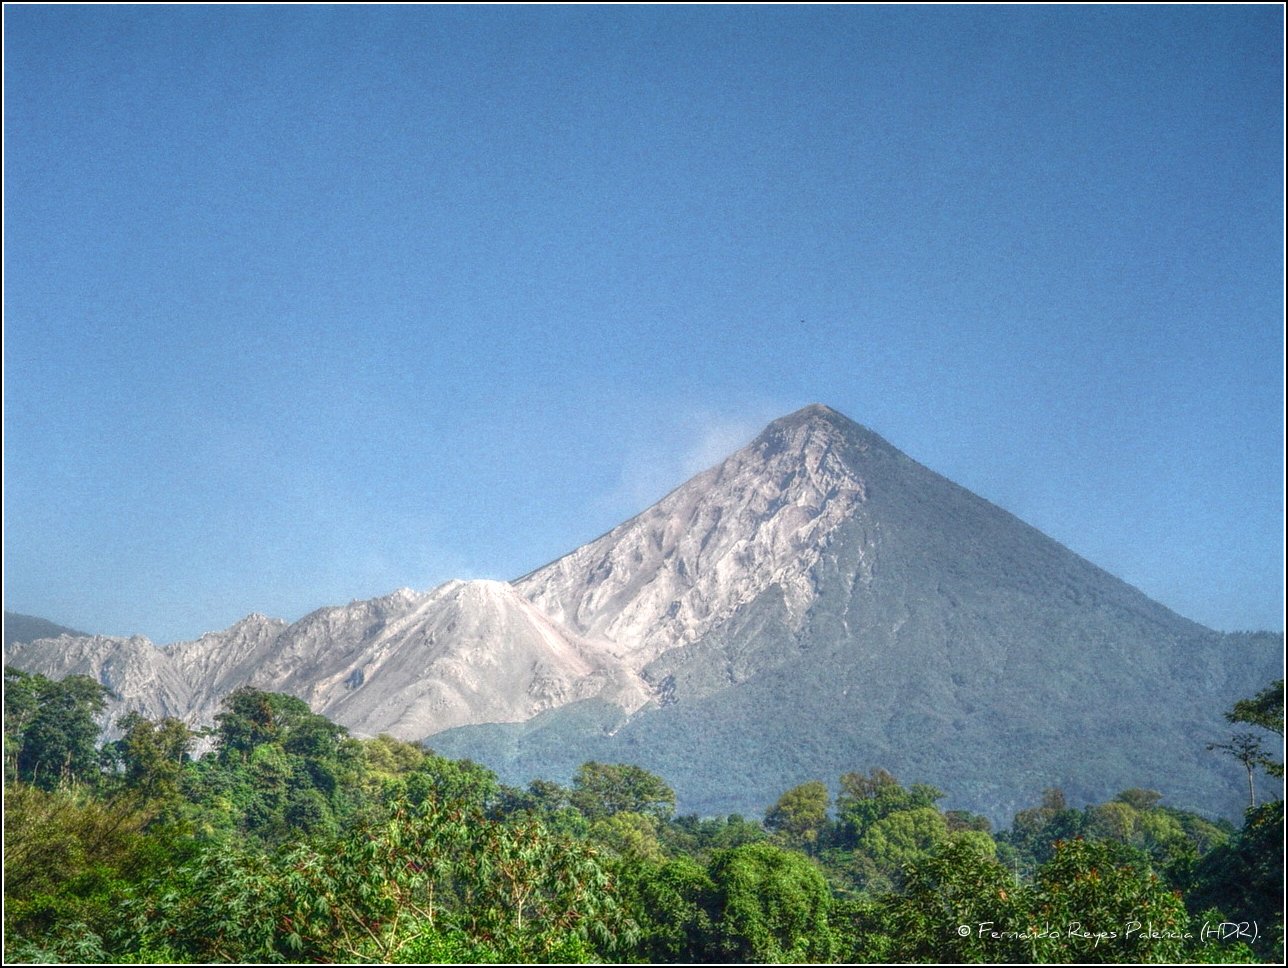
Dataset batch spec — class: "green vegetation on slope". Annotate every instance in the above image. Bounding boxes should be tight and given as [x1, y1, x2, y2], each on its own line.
[2, 612, 91, 649]
[3, 669, 1282, 963]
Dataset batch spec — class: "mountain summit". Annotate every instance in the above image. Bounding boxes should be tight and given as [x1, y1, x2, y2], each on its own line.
[447, 404, 1281, 820]
[516, 404, 871, 665]
[6, 405, 1279, 821]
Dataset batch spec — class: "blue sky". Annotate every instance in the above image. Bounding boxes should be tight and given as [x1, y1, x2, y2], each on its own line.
[4, 5, 1283, 643]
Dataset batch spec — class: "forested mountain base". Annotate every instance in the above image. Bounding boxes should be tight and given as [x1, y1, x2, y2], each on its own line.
[3, 668, 1282, 964]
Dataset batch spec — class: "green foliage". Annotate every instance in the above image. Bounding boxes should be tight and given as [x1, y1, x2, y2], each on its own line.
[870, 836, 1218, 964]
[122, 793, 632, 963]
[764, 780, 830, 852]
[1029, 838, 1191, 963]
[359, 733, 432, 799]
[1209, 678, 1285, 809]
[1116, 787, 1165, 811]
[1189, 799, 1284, 961]
[569, 760, 676, 822]
[998, 787, 1088, 872]
[588, 810, 665, 864]
[663, 812, 768, 859]
[3, 673, 1278, 964]
[215, 687, 348, 765]
[998, 786, 1235, 896]
[835, 768, 943, 846]
[109, 712, 193, 807]
[3, 783, 184, 958]
[5, 668, 110, 790]
[3, 666, 42, 780]
[1228, 679, 1284, 741]
[945, 808, 993, 834]
[619, 855, 717, 962]
[878, 837, 1031, 963]
[858, 806, 949, 889]
[707, 841, 833, 963]
[175, 688, 368, 842]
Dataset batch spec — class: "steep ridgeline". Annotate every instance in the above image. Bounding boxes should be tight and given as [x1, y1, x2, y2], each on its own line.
[4, 581, 648, 740]
[3, 611, 91, 648]
[437, 406, 1282, 822]
[5, 405, 1281, 822]
[516, 407, 866, 666]
[236, 581, 649, 738]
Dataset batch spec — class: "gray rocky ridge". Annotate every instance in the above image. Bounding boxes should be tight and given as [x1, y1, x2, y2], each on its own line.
[517, 404, 864, 665]
[6, 406, 861, 739]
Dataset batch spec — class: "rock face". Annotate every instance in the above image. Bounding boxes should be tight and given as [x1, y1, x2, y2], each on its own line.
[6, 581, 648, 740]
[517, 405, 865, 665]
[248, 580, 650, 739]
[5, 404, 1281, 821]
[5, 632, 195, 723]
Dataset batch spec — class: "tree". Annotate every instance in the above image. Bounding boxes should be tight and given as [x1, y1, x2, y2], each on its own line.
[764, 780, 830, 852]
[4, 667, 43, 780]
[13, 674, 109, 789]
[589, 811, 665, 864]
[707, 841, 832, 963]
[835, 768, 942, 845]
[879, 838, 1031, 963]
[112, 712, 192, 805]
[1030, 838, 1191, 963]
[620, 856, 716, 963]
[214, 688, 343, 764]
[124, 793, 632, 963]
[1208, 733, 1268, 809]
[1227, 679, 1284, 778]
[1208, 679, 1284, 809]
[213, 687, 277, 762]
[570, 762, 675, 822]
[1189, 799, 1284, 961]
[1116, 788, 1165, 811]
[3, 782, 162, 958]
[857, 806, 949, 888]
[1000, 787, 1088, 870]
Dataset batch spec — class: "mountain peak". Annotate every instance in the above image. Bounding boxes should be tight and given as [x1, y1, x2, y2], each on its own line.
[780, 402, 845, 424]
[760, 404, 850, 440]
[517, 406, 870, 659]
[755, 403, 893, 459]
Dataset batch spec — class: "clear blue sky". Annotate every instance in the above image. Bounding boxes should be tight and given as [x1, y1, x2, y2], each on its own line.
[4, 5, 1283, 643]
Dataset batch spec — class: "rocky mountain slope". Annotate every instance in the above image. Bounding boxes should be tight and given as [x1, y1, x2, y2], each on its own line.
[443, 406, 1282, 821]
[516, 409, 866, 665]
[5, 581, 648, 740]
[5, 405, 1280, 821]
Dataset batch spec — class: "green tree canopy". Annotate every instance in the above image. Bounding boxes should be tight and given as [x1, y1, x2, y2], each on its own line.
[570, 761, 676, 822]
[8, 671, 109, 789]
[707, 841, 833, 963]
[764, 780, 830, 852]
[835, 768, 943, 845]
[110, 712, 192, 805]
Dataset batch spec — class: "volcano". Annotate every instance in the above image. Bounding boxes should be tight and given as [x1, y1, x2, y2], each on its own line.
[7, 405, 1279, 821]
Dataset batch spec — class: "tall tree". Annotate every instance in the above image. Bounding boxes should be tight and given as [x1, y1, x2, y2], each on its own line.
[1208, 678, 1285, 808]
[764, 780, 831, 852]
[1207, 733, 1266, 809]
[706, 841, 832, 963]
[570, 762, 676, 822]
[112, 712, 192, 804]
[1228, 678, 1284, 778]
[13, 674, 109, 789]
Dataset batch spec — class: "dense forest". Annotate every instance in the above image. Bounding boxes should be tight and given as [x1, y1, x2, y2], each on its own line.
[3, 668, 1282, 964]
